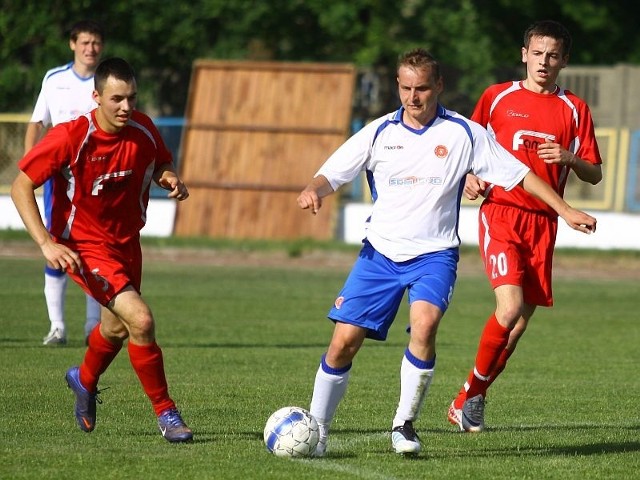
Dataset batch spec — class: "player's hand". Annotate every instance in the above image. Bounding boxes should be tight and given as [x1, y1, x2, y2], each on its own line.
[297, 189, 322, 215]
[538, 141, 575, 166]
[463, 174, 487, 200]
[562, 207, 597, 234]
[41, 240, 82, 273]
[160, 176, 189, 201]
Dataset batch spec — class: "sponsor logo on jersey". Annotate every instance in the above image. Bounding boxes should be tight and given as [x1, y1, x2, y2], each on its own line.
[383, 145, 404, 150]
[389, 176, 443, 187]
[506, 109, 530, 118]
[512, 130, 555, 152]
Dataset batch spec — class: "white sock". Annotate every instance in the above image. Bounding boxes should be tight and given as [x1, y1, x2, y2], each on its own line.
[44, 272, 67, 331]
[309, 356, 351, 430]
[84, 294, 101, 336]
[392, 351, 435, 428]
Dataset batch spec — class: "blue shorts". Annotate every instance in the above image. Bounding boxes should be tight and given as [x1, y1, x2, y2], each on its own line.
[43, 178, 54, 230]
[328, 241, 459, 341]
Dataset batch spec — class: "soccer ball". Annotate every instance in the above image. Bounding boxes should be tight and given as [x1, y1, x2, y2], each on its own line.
[264, 406, 319, 457]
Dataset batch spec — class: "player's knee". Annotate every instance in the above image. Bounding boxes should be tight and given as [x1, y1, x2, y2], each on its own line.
[101, 322, 129, 343]
[409, 314, 440, 343]
[495, 304, 524, 327]
[130, 311, 155, 336]
[326, 342, 360, 368]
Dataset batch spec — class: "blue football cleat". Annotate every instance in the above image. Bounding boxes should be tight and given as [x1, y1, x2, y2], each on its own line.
[157, 408, 193, 443]
[65, 366, 100, 432]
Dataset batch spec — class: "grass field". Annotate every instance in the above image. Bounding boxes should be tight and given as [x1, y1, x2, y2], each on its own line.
[0, 241, 638, 479]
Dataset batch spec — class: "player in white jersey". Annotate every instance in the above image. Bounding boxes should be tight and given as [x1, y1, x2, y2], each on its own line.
[24, 20, 105, 346]
[297, 48, 597, 457]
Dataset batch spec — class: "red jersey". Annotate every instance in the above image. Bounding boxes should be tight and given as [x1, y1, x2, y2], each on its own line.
[19, 109, 172, 247]
[472, 81, 602, 216]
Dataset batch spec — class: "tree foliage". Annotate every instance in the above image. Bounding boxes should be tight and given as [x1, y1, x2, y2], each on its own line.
[2, 0, 639, 117]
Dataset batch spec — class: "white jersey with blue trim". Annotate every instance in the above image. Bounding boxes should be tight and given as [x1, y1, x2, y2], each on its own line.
[316, 105, 530, 262]
[29, 62, 97, 127]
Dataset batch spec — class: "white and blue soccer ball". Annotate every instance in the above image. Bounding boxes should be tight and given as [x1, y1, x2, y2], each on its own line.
[264, 406, 319, 457]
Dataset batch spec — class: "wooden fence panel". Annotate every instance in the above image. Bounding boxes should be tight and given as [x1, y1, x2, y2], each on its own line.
[174, 60, 355, 240]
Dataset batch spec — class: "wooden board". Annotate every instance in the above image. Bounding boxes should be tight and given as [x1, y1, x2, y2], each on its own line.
[174, 60, 355, 240]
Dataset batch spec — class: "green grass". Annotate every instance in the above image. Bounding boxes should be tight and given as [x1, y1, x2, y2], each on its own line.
[0, 249, 638, 479]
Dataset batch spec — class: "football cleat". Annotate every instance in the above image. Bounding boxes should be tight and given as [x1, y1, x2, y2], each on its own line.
[312, 437, 327, 458]
[447, 401, 463, 429]
[391, 421, 421, 455]
[157, 408, 193, 443]
[43, 328, 67, 346]
[448, 394, 485, 432]
[65, 366, 101, 432]
[311, 423, 328, 457]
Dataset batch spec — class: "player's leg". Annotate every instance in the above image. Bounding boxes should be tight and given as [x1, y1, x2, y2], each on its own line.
[84, 294, 102, 343]
[448, 284, 524, 432]
[391, 301, 442, 455]
[310, 322, 366, 457]
[109, 287, 192, 442]
[310, 242, 404, 456]
[449, 204, 525, 432]
[41, 178, 68, 345]
[482, 212, 554, 389]
[486, 304, 535, 387]
[42, 266, 68, 345]
[392, 249, 456, 454]
[66, 307, 126, 432]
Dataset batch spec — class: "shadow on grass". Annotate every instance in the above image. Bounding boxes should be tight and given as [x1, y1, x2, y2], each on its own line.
[426, 423, 640, 458]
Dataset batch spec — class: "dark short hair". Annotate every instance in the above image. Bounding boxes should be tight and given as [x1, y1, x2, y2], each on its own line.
[524, 20, 572, 57]
[397, 48, 441, 80]
[69, 20, 105, 43]
[94, 57, 135, 93]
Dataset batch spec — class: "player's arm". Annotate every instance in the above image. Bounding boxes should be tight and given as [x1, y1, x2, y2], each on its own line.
[10, 171, 81, 272]
[24, 121, 45, 154]
[463, 174, 487, 201]
[520, 171, 596, 234]
[297, 175, 335, 215]
[537, 141, 602, 184]
[153, 163, 189, 201]
[566, 152, 602, 184]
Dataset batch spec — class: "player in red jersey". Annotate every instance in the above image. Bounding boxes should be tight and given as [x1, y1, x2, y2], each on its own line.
[448, 20, 603, 432]
[11, 57, 193, 442]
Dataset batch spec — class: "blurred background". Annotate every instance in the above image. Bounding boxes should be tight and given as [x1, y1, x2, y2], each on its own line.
[1, 0, 639, 247]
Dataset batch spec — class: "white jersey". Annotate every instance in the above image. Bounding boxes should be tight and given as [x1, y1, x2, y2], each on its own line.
[316, 105, 530, 262]
[29, 62, 97, 127]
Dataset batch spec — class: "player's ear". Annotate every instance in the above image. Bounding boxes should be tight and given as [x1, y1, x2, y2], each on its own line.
[92, 90, 100, 104]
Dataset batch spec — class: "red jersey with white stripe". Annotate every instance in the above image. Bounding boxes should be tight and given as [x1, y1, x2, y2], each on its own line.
[18, 109, 172, 247]
[472, 81, 602, 216]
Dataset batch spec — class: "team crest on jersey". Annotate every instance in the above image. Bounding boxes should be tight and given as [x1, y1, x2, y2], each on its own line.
[434, 145, 448, 158]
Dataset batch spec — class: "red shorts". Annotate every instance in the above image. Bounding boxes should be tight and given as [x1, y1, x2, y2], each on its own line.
[478, 202, 558, 307]
[62, 239, 143, 306]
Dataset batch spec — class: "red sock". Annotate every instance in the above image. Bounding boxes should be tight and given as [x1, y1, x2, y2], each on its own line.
[487, 347, 514, 388]
[79, 326, 122, 392]
[455, 314, 510, 406]
[128, 341, 175, 416]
